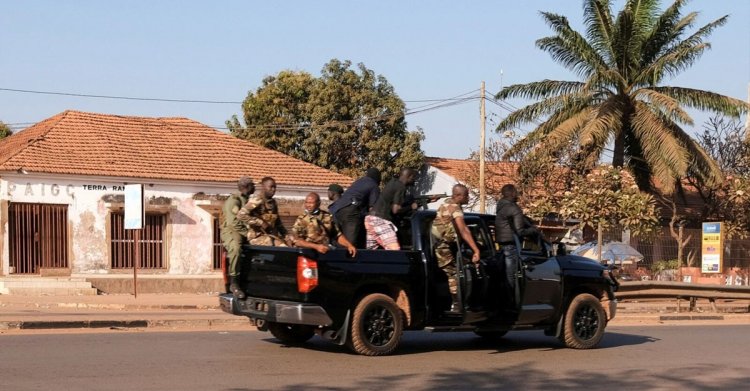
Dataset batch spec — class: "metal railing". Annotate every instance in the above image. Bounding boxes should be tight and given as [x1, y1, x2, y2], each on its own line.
[616, 281, 750, 300]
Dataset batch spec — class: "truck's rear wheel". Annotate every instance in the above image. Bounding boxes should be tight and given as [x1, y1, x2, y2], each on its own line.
[347, 293, 404, 356]
[561, 293, 606, 349]
[267, 322, 315, 344]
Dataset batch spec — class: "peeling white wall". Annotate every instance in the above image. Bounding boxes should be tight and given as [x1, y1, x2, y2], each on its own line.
[0, 173, 316, 275]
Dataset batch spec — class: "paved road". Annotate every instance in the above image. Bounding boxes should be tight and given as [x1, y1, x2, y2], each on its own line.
[2, 325, 749, 390]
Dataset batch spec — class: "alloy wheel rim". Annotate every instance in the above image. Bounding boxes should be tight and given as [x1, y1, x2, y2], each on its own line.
[573, 304, 599, 340]
[363, 306, 395, 346]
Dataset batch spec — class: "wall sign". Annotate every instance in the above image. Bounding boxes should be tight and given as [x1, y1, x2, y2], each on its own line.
[701, 222, 723, 274]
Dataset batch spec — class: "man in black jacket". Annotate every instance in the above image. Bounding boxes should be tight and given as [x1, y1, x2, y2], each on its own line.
[329, 168, 381, 248]
[495, 184, 539, 309]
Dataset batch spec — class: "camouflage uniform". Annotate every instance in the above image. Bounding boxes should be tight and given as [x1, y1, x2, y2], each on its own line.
[238, 195, 289, 247]
[431, 200, 464, 295]
[291, 209, 340, 245]
[221, 192, 249, 277]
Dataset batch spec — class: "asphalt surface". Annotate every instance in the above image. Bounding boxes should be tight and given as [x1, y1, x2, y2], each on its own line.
[2, 326, 750, 390]
[0, 293, 748, 331]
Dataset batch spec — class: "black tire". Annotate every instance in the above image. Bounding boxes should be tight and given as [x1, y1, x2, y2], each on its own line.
[267, 322, 315, 344]
[347, 293, 404, 356]
[474, 330, 508, 341]
[561, 293, 606, 349]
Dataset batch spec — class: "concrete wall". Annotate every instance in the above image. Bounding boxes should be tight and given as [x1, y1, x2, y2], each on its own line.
[0, 173, 321, 276]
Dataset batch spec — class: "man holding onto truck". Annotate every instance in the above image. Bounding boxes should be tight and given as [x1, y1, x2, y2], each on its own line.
[221, 176, 255, 300]
[238, 176, 291, 247]
[291, 192, 357, 257]
[495, 184, 539, 309]
[432, 184, 481, 312]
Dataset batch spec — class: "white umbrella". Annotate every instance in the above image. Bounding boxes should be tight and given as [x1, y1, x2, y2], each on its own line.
[571, 241, 644, 265]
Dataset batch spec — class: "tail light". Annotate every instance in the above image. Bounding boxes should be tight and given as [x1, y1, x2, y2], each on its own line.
[297, 256, 318, 293]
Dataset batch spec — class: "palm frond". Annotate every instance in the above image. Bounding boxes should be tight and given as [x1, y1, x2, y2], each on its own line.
[495, 80, 585, 100]
[584, 0, 615, 64]
[537, 12, 609, 77]
[539, 108, 595, 149]
[624, 0, 661, 66]
[640, 0, 692, 66]
[495, 92, 592, 132]
[652, 86, 750, 117]
[634, 88, 694, 125]
[503, 104, 594, 159]
[633, 42, 709, 86]
[631, 102, 690, 180]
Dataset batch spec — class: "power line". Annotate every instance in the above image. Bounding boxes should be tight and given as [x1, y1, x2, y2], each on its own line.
[3, 95, 480, 133]
[0, 87, 242, 104]
[0, 86, 481, 106]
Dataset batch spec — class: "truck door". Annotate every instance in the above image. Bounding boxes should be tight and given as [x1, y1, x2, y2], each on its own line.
[517, 237, 562, 324]
[456, 217, 494, 320]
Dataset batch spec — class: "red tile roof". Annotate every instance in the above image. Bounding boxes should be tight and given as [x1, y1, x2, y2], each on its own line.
[425, 156, 517, 189]
[0, 110, 353, 186]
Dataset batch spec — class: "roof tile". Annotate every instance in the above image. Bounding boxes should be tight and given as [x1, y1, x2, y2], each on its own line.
[0, 110, 352, 186]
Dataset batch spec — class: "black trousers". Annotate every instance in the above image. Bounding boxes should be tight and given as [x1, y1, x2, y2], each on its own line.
[335, 204, 364, 248]
[501, 244, 521, 309]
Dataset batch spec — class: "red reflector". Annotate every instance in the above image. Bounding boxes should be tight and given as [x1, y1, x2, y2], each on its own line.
[297, 256, 318, 293]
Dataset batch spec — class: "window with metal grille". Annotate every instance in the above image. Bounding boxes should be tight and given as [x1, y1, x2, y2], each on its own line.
[110, 213, 166, 269]
[8, 203, 69, 274]
[213, 216, 223, 269]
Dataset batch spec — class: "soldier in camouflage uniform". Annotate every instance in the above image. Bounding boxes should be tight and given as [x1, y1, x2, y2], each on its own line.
[237, 177, 291, 247]
[221, 176, 255, 299]
[431, 184, 481, 312]
[291, 193, 357, 256]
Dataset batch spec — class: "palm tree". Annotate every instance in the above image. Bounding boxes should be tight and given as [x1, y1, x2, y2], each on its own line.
[496, 0, 749, 193]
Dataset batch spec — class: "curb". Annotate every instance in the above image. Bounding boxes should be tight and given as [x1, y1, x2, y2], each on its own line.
[0, 318, 251, 331]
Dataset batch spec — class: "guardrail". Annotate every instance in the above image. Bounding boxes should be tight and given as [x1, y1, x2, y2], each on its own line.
[616, 281, 750, 301]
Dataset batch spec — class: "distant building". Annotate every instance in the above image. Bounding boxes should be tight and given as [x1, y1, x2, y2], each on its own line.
[420, 156, 516, 213]
[0, 111, 351, 290]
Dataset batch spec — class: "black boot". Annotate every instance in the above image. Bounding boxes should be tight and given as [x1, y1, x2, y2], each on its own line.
[448, 293, 461, 313]
[230, 277, 246, 300]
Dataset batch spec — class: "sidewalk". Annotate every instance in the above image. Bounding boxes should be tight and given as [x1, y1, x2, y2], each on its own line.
[0, 293, 248, 331]
[1, 294, 748, 331]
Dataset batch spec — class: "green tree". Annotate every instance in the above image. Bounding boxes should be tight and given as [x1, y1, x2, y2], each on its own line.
[228, 59, 425, 178]
[0, 121, 11, 139]
[496, 0, 749, 193]
[559, 166, 660, 238]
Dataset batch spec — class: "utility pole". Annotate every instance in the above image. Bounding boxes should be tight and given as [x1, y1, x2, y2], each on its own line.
[479, 81, 486, 213]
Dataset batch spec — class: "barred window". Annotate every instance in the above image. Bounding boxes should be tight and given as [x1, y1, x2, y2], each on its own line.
[110, 213, 166, 269]
[213, 216, 223, 270]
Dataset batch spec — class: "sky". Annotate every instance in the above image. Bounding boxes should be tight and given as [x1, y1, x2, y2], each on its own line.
[1, 0, 749, 160]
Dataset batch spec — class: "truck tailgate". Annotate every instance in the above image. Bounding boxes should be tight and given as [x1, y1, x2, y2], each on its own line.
[242, 246, 304, 302]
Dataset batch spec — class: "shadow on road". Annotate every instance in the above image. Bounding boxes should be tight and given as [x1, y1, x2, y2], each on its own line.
[260, 363, 749, 391]
[260, 328, 659, 357]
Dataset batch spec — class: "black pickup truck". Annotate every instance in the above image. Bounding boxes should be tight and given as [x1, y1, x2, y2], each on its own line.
[219, 211, 619, 356]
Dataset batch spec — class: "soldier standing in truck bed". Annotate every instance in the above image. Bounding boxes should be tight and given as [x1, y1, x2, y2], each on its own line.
[221, 176, 255, 299]
[238, 176, 291, 247]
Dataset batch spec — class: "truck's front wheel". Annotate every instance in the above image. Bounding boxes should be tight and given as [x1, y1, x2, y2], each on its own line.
[348, 293, 404, 356]
[561, 293, 606, 349]
[267, 322, 315, 344]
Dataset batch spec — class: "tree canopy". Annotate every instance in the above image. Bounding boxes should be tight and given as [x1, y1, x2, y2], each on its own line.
[496, 0, 749, 193]
[0, 121, 11, 139]
[227, 59, 425, 179]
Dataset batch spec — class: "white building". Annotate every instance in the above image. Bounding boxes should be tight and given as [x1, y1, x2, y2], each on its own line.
[0, 111, 351, 292]
[420, 157, 517, 213]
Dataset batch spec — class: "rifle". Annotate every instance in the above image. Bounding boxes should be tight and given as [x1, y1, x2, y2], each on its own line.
[413, 193, 448, 210]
